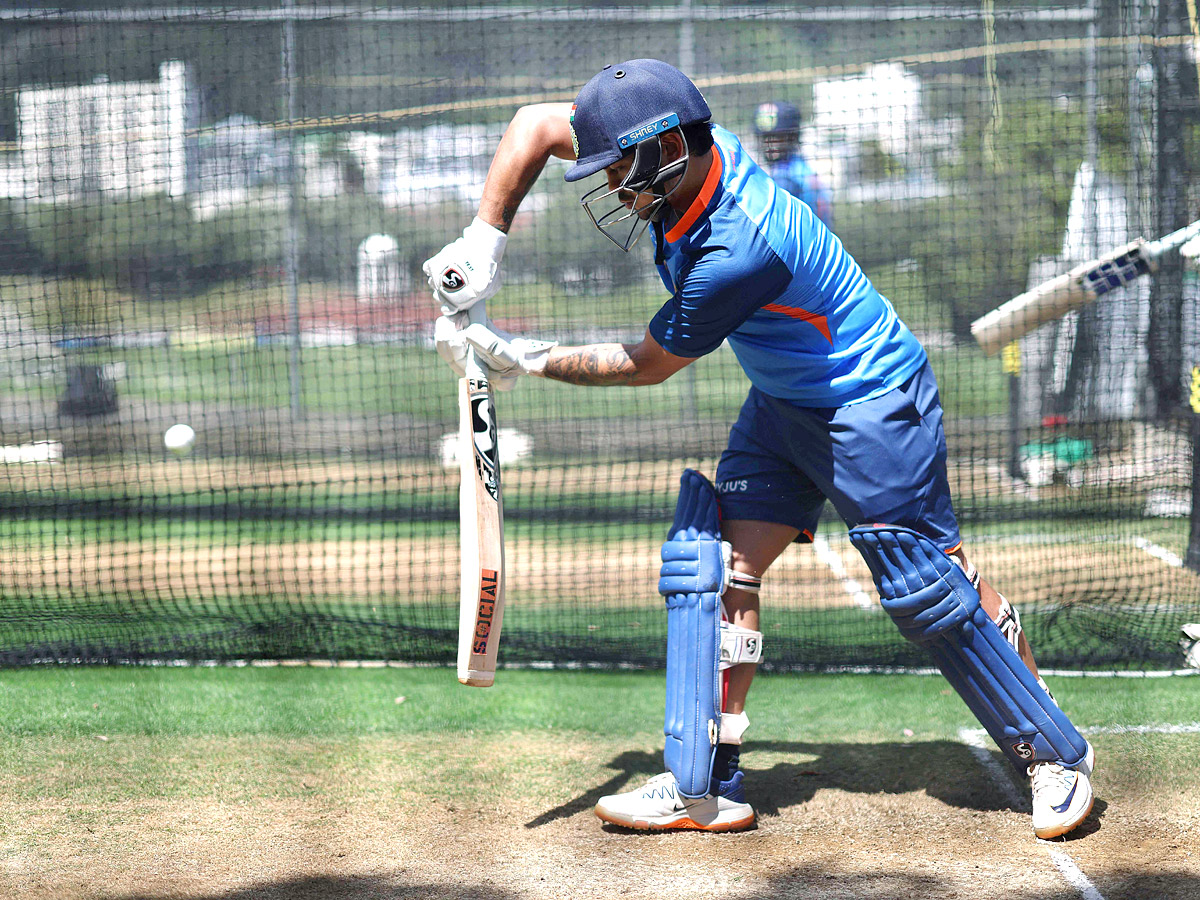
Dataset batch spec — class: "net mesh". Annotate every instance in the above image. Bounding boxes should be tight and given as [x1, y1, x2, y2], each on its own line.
[0, 2, 1198, 669]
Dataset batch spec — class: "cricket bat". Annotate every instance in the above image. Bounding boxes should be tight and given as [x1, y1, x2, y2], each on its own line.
[971, 218, 1200, 357]
[456, 302, 505, 687]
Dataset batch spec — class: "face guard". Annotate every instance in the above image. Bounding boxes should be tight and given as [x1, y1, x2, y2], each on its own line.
[579, 114, 691, 252]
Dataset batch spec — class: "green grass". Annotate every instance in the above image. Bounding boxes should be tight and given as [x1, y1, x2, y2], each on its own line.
[2, 510, 1189, 560]
[0, 669, 1194, 893]
[0, 666, 1190, 740]
[0, 485, 1182, 555]
[2, 270, 1006, 422]
[0, 668, 1195, 810]
[0, 273, 670, 335]
[0, 515, 458, 547]
[0, 672, 1185, 816]
[99, 334, 999, 422]
[18, 342, 745, 422]
[0, 513, 664, 547]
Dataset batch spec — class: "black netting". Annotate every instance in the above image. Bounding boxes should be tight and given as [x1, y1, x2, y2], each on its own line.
[0, 2, 1197, 669]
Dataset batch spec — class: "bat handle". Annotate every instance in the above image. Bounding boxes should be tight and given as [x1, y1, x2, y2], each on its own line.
[1149, 219, 1200, 258]
[463, 302, 490, 382]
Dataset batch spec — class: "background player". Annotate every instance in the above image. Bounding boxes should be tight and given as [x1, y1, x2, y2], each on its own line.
[423, 59, 1096, 840]
[752, 100, 833, 229]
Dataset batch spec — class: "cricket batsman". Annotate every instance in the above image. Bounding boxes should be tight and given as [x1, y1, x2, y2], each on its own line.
[423, 59, 1096, 839]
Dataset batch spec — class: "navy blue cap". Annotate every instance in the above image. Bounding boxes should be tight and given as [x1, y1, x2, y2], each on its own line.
[564, 59, 711, 183]
[754, 100, 801, 135]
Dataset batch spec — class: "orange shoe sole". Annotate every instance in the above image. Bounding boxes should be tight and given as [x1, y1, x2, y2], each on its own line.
[595, 809, 756, 833]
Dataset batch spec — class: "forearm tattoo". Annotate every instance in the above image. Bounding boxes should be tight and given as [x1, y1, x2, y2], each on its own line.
[499, 162, 547, 232]
[544, 344, 641, 386]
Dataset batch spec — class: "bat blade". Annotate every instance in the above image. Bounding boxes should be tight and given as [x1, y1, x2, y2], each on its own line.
[972, 218, 1200, 357]
[970, 270, 1090, 357]
[456, 310, 505, 687]
[971, 239, 1147, 357]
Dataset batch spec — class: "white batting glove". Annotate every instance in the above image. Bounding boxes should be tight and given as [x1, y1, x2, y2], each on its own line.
[433, 314, 523, 391]
[422, 217, 508, 315]
[434, 313, 471, 378]
[462, 322, 557, 381]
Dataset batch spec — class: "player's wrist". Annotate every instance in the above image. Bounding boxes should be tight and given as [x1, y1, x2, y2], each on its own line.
[464, 216, 508, 264]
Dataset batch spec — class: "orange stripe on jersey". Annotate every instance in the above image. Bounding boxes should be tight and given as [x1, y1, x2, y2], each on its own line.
[666, 147, 724, 243]
[761, 302, 832, 343]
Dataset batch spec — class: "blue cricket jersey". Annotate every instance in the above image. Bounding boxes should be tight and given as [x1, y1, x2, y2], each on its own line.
[764, 153, 833, 229]
[647, 125, 926, 407]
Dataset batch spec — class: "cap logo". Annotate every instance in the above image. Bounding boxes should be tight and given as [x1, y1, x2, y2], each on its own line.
[755, 104, 779, 133]
[617, 113, 680, 149]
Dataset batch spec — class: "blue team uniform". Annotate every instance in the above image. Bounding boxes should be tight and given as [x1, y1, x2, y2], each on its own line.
[647, 125, 960, 549]
[765, 154, 834, 230]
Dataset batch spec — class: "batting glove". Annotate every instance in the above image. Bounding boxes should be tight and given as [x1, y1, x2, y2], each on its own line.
[422, 217, 508, 315]
[433, 313, 524, 391]
[462, 322, 557, 381]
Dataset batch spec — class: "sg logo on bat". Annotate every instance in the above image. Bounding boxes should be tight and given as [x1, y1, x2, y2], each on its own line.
[468, 378, 500, 501]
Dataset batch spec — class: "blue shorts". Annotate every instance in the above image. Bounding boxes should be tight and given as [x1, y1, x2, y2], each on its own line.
[714, 361, 962, 552]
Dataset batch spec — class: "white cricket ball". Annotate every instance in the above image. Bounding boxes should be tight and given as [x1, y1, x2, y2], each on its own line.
[164, 423, 196, 456]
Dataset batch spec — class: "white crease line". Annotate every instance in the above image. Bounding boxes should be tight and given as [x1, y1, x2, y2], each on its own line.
[1046, 850, 1106, 900]
[1083, 722, 1200, 735]
[961, 724, 1200, 741]
[811, 534, 875, 610]
[1038, 668, 1199, 678]
[958, 727, 1024, 807]
[815, 666, 1198, 677]
[1132, 536, 1185, 568]
[966, 530, 1187, 568]
[958, 727, 1108, 900]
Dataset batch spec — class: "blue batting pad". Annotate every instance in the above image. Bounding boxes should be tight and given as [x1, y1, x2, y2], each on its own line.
[849, 524, 1089, 771]
[659, 469, 724, 798]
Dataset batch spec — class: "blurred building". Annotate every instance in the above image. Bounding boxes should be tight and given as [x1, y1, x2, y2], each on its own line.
[15, 60, 196, 202]
[799, 62, 961, 203]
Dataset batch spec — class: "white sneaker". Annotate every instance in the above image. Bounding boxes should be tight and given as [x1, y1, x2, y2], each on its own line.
[594, 770, 756, 832]
[1029, 742, 1095, 839]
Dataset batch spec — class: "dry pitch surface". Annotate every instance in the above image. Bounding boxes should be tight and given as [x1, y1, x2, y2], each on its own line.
[3, 458, 1198, 898]
[2, 732, 1198, 900]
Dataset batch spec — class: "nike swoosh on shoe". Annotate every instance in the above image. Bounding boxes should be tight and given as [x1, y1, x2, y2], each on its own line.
[1051, 779, 1078, 814]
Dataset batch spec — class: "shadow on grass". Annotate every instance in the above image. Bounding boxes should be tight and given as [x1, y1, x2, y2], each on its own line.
[524, 738, 1108, 834]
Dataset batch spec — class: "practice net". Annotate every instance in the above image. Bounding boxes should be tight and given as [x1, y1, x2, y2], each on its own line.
[0, 2, 1198, 670]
